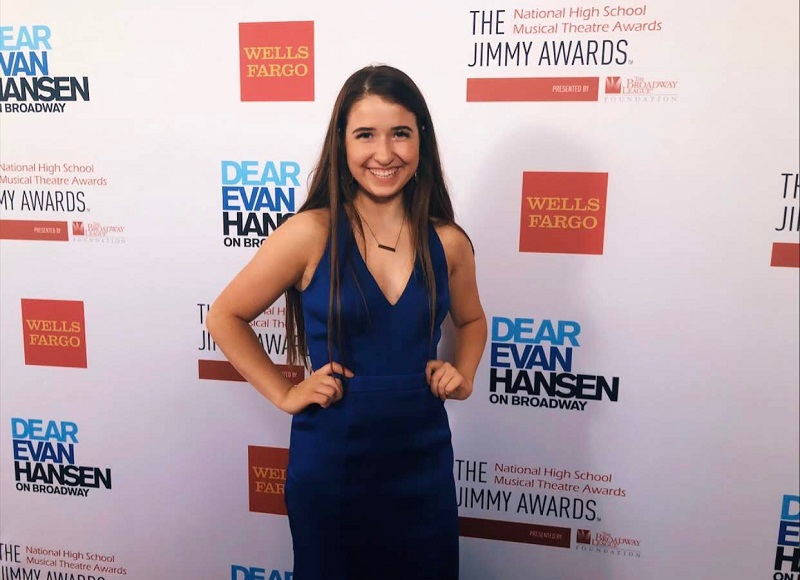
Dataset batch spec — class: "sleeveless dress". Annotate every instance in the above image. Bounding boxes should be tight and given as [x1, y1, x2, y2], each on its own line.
[285, 212, 459, 580]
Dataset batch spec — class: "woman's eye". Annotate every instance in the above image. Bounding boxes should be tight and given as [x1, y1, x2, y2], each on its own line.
[395, 130, 411, 138]
[355, 132, 372, 139]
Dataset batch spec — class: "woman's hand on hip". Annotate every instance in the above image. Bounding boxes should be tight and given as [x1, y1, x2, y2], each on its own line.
[426, 360, 473, 401]
[278, 362, 353, 414]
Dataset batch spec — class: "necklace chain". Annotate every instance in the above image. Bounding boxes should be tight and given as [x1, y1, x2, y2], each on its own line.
[360, 214, 405, 252]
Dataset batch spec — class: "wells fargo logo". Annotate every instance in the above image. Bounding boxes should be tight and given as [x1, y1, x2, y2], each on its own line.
[21, 299, 87, 368]
[248, 445, 289, 515]
[239, 21, 314, 102]
[519, 172, 608, 255]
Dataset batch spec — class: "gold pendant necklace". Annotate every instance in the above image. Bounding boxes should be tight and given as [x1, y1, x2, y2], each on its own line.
[360, 214, 405, 252]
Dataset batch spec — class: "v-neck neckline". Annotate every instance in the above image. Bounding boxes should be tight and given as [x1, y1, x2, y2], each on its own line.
[347, 218, 416, 309]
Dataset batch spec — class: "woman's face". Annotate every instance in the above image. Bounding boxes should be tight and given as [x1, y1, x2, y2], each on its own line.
[344, 95, 420, 201]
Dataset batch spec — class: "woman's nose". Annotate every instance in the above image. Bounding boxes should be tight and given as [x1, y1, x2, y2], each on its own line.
[373, 138, 394, 164]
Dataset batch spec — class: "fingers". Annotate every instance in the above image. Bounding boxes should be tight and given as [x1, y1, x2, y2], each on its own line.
[427, 361, 461, 401]
[304, 365, 348, 409]
[308, 360, 464, 408]
[311, 392, 334, 408]
[442, 374, 461, 397]
[309, 381, 340, 408]
[426, 360, 442, 384]
[318, 375, 344, 402]
[317, 361, 355, 378]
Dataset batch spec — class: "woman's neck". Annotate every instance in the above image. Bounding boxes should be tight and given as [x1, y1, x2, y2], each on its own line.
[352, 190, 405, 228]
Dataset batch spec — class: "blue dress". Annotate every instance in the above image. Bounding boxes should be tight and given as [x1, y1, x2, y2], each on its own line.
[286, 211, 459, 579]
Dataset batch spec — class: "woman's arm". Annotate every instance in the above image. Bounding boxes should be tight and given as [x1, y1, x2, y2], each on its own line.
[427, 224, 488, 400]
[206, 210, 344, 412]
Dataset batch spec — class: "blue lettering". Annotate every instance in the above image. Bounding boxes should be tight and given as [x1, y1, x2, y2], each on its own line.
[536, 320, 557, 342]
[491, 317, 515, 341]
[778, 520, 800, 547]
[490, 317, 582, 345]
[0, 51, 48, 76]
[11, 417, 31, 438]
[490, 343, 573, 371]
[274, 187, 295, 211]
[558, 320, 581, 346]
[12, 440, 75, 463]
[222, 186, 242, 210]
[230, 566, 292, 580]
[517, 318, 535, 340]
[231, 565, 261, 580]
[490, 343, 511, 367]
[279, 162, 300, 186]
[0, 26, 52, 51]
[221, 161, 241, 185]
[512, 343, 532, 367]
[242, 161, 259, 184]
[222, 186, 296, 212]
[10, 418, 78, 442]
[551, 346, 573, 372]
[782, 495, 800, 521]
[527, 345, 552, 371]
[221, 161, 302, 186]
[12, 439, 27, 460]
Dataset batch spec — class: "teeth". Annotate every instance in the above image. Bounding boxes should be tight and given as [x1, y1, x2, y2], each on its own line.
[369, 168, 399, 178]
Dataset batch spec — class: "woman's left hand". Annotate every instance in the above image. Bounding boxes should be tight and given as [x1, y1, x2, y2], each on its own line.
[425, 360, 473, 401]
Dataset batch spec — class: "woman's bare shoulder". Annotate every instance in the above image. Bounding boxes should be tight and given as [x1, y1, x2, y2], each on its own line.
[286, 207, 329, 232]
[432, 220, 474, 273]
[280, 208, 331, 290]
[433, 220, 472, 251]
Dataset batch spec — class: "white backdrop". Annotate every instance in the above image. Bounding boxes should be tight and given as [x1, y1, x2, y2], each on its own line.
[1, 1, 798, 579]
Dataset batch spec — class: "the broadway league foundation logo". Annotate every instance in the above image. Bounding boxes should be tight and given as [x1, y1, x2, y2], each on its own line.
[239, 21, 314, 102]
[603, 75, 679, 102]
[70, 220, 126, 243]
[519, 172, 608, 255]
[248, 446, 289, 515]
[605, 77, 621, 94]
[21, 299, 87, 368]
[575, 528, 642, 558]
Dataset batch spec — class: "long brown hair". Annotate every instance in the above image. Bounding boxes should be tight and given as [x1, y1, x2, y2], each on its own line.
[285, 65, 461, 368]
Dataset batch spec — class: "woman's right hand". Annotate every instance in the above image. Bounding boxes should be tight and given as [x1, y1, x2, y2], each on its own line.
[278, 362, 354, 415]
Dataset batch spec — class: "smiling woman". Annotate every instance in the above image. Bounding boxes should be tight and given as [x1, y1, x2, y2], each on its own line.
[346, 97, 420, 202]
[207, 64, 487, 580]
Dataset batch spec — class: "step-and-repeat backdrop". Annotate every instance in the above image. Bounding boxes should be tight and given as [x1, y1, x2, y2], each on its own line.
[1, 1, 798, 579]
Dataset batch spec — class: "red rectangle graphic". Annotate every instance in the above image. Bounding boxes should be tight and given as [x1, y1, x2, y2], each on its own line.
[21, 299, 87, 368]
[467, 77, 599, 102]
[771, 242, 800, 268]
[239, 21, 314, 102]
[199, 359, 304, 385]
[0, 220, 69, 241]
[459, 516, 571, 548]
[248, 445, 289, 515]
[519, 171, 608, 255]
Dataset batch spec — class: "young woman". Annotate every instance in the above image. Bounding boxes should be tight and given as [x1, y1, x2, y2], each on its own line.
[207, 65, 487, 580]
